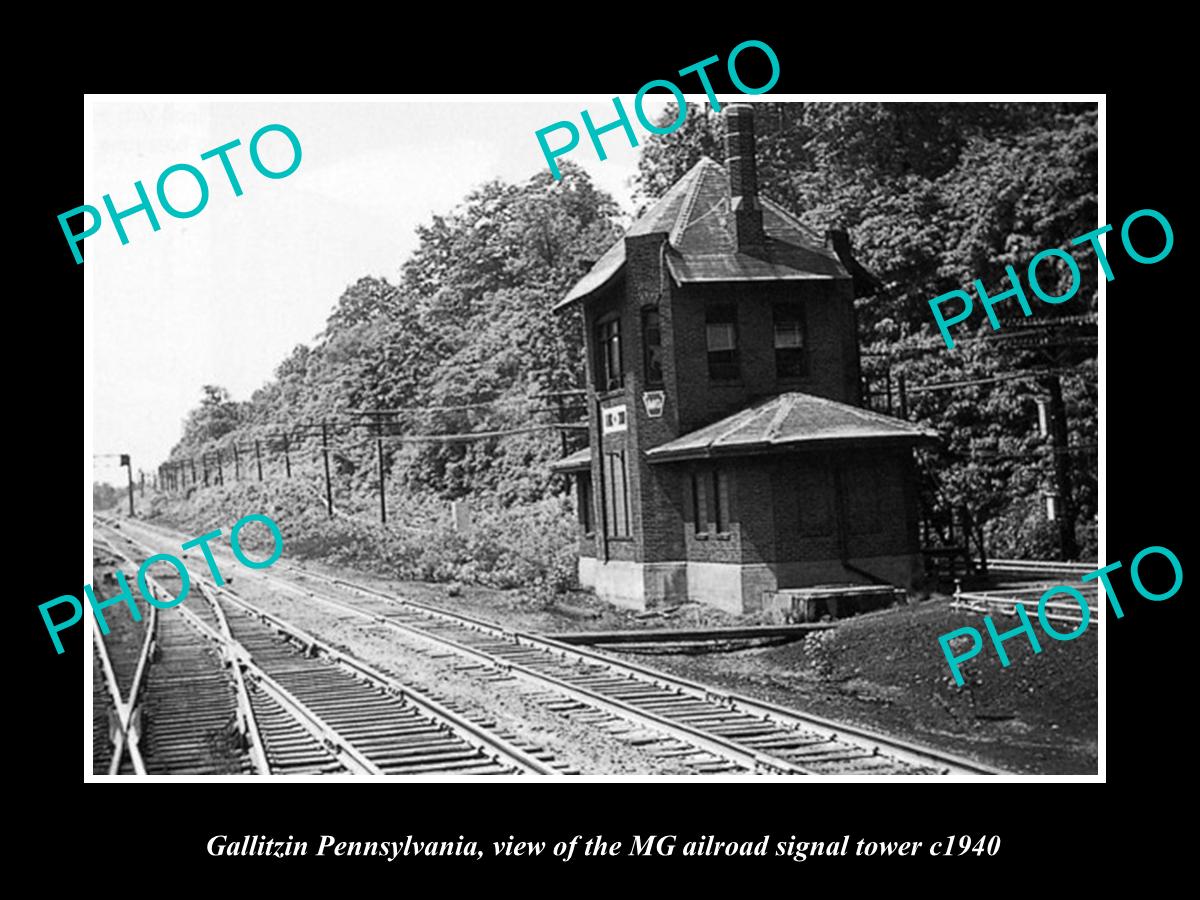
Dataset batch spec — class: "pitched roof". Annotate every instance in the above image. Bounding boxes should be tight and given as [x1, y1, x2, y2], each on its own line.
[549, 446, 591, 473]
[554, 157, 848, 311]
[645, 393, 938, 463]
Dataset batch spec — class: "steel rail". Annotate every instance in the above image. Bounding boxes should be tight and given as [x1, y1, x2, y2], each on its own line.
[98, 533, 273, 774]
[99, 526, 374, 775]
[202, 583, 563, 776]
[107, 515, 1003, 775]
[174, 606, 382, 775]
[519, 630, 1006, 777]
[97, 522, 560, 777]
[92, 535, 156, 775]
[259, 573, 806, 774]
[91, 617, 150, 775]
[290, 568, 1002, 775]
[196, 581, 272, 774]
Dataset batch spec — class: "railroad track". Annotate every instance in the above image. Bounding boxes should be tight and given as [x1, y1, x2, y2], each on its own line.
[952, 584, 1098, 629]
[92, 525, 562, 776]
[984, 559, 1097, 581]
[100, 516, 1004, 776]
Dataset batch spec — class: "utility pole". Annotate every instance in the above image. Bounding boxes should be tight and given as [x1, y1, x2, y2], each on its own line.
[1039, 374, 1078, 560]
[120, 454, 135, 516]
[321, 420, 333, 517]
[555, 394, 569, 457]
[254, 439, 263, 481]
[377, 433, 387, 524]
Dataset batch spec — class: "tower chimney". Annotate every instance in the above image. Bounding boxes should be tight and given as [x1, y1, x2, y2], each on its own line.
[725, 104, 764, 250]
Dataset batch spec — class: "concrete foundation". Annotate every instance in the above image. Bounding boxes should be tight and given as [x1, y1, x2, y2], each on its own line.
[579, 553, 921, 613]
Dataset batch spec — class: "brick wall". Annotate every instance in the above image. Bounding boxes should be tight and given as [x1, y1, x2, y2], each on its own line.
[668, 279, 861, 436]
[767, 447, 919, 568]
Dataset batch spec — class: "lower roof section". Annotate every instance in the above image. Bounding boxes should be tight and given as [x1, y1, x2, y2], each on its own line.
[647, 392, 938, 462]
[548, 393, 938, 471]
[550, 446, 591, 473]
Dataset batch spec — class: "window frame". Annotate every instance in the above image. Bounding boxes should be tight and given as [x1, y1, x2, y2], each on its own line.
[595, 314, 623, 393]
[604, 450, 632, 539]
[642, 308, 664, 387]
[705, 304, 740, 382]
[691, 465, 732, 536]
[773, 302, 809, 379]
[577, 471, 594, 535]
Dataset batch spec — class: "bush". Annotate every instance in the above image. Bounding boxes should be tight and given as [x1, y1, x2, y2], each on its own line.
[150, 480, 578, 593]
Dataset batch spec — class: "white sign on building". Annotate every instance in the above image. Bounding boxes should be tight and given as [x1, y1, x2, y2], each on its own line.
[602, 405, 628, 434]
[642, 391, 665, 418]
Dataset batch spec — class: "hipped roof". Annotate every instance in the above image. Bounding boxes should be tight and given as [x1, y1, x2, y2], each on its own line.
[549, 392, 937, 472]
[646, 393, 938, 462]
[554, 157, 848, 311]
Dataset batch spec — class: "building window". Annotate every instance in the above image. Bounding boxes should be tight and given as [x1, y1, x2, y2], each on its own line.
[692, 467, 731, 535]
[596, 316, 622, 392]
[774, 304, 808, 378]
[705, 305, 739, 381]
[642, 309, 663, 386]
[604, 451, 631, 538]
[577, 472, 594, 534]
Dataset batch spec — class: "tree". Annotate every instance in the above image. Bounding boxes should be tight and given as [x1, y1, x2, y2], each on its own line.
[167, 161, 622, 509]
[173, 385, 244, 454]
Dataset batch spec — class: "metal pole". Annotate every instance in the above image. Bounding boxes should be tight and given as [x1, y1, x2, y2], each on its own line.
[321, 420, 333, 517]
[254, 439, 263, 481]
[377, 435, 387, 524]
[1041, 374, 1078, 559]
[555, 394, 569, 457]
[124, 456, 135, 516]
[595, 396, 608, 563]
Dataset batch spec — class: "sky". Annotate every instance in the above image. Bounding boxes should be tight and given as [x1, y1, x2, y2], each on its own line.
[86, 97, 675, 482]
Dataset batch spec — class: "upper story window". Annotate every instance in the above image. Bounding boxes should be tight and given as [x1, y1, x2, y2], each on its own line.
[642, 309, 664, 386]
[774, 303, 808, 378]
[596, 315, 622, 392]
[706, 305, 739, 381]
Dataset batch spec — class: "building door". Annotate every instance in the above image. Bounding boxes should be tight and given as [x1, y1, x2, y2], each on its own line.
[832, 458, 883, 563]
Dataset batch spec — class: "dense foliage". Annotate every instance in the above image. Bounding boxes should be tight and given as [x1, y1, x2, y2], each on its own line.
[93, 482, 123, 510]
[165, 103, 1098, 581]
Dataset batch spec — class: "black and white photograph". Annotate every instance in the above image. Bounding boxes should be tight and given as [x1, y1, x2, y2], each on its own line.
[77, 94, 1107, 781]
